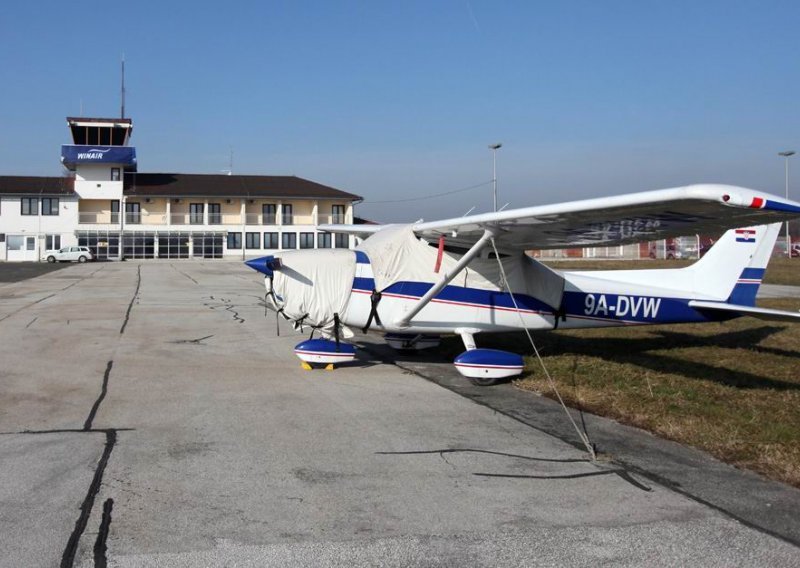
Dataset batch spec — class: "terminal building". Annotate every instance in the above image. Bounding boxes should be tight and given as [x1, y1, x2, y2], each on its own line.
[0, 116, 362, 261]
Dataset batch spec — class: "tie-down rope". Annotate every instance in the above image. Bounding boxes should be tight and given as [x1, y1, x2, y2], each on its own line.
[490, 238, 597, 462]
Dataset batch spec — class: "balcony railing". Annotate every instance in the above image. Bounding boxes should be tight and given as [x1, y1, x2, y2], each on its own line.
[78, 211, 319, 226]
[325, 214, 346, 224]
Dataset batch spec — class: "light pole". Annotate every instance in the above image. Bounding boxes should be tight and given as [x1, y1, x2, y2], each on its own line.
[779, 151, 795, 258]
[489, 143, 502, 212]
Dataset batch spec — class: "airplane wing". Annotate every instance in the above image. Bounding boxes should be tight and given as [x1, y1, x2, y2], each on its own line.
[316, 224, 384, 237]
[356, 184, 800, 251]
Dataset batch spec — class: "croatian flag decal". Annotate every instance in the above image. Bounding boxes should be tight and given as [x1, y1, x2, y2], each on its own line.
[735, 229, 756, 243]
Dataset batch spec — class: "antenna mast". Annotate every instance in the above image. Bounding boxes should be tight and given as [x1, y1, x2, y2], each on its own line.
[120, 55, 126, 119]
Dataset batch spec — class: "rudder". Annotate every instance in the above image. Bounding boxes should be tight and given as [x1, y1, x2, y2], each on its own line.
[686, 223, 780, 305]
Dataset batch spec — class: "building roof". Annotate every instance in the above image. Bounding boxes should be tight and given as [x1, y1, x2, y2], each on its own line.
[0, 176, 75, 195]
[124, 173, 362, 201]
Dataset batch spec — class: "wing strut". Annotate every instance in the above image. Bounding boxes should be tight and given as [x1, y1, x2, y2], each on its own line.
[394, 227, 499, 328]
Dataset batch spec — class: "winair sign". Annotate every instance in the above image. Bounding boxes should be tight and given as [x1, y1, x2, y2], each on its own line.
[61, 145, 137, 168]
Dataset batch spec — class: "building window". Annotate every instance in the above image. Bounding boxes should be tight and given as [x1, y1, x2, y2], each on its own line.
[245, 232, 260, 249]
[227, 232, 242, 249]
[125, 202, 141, 224]
[111, 200, 120, 224]
[334, 234, 349, 249]
[318, 233, 332, 248]
[282, 204, 293, 225]
[299, 232, 315, 249]
[190, 203, 204, 224]
[111, 168, 121, 181]
[262, 204, 277, 224]
[332, 204, 345, 224]
[264, 232, 279, 249]
[42, 198, 59, 216]
[7, 235, 24, 250]
[21, 198, 38, 215]
[282, 232, 296, 250]
[208, 203, 221, 224]
[45, 235, 61, 250]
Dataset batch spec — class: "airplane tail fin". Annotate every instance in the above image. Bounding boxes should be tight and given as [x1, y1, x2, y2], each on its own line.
[686, 223, 781, 306]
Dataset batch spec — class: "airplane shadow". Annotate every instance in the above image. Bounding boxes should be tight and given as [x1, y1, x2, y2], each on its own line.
[366, 325, 799, 392]
[534, 325, 800, 391]
[376, 448, 651, 491]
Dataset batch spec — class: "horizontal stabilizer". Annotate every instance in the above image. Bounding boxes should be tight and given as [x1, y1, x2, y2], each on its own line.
[689, 300, 800, 322]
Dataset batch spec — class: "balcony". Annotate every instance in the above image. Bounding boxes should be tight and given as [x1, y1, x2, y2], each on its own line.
[169, 214, 204, 225]
[325, 214, 346, 224]
[77, 210, 320, 227]
[79, 212, 114, 224]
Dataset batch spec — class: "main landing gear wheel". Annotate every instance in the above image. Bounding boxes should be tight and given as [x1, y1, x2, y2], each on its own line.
[453, 331, 524, 386]
[467, 375, 503, 387]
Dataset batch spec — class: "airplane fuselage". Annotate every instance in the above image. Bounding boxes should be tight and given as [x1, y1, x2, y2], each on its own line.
[343, 254, 735, 336]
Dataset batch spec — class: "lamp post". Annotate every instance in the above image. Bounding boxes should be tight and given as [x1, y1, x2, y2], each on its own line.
[488, 143, 502, 212]
[779, 151, 795, 258]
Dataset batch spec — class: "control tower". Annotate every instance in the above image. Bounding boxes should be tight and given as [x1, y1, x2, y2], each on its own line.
[61, 117, 136, 200]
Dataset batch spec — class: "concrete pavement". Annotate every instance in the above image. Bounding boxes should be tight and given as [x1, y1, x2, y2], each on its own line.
[0, 261, 798, 567]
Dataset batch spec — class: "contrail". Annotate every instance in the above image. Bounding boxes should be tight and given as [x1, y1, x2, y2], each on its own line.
[466, 1, 481, 33]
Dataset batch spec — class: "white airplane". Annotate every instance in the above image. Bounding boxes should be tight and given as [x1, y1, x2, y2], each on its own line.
[246, 184, 800, 385]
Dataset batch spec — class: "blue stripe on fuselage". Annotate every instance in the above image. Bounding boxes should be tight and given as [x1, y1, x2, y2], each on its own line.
[351, 276, 722, 325]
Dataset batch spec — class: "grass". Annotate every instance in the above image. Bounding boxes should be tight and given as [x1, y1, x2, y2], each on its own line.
[483, 257, 800, 487]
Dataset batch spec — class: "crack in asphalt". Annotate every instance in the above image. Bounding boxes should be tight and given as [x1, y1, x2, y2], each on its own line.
[60, 429, 117, 568]
[170, 264, 198, 285]
[0, 265, 106, 325]
[84, 361, 113, 431]
[93, 498, 114, 568]
[119, 265, 141, 335]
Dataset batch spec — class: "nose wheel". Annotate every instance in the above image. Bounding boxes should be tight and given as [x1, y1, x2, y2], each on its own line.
[294, 339, 356, 371]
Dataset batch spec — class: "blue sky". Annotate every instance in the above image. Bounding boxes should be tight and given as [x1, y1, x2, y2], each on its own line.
[1, 1, 798, 222]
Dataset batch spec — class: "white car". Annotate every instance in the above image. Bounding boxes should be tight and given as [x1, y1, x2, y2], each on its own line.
[45, 246, 94, 263]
